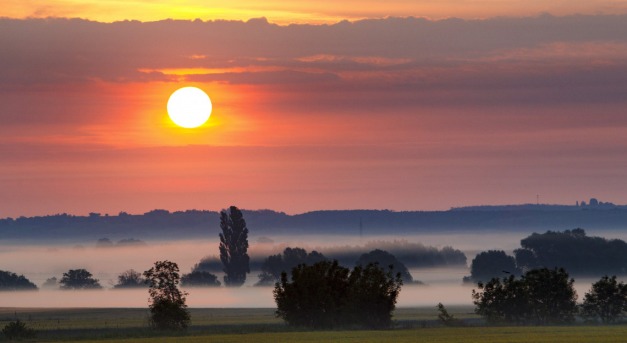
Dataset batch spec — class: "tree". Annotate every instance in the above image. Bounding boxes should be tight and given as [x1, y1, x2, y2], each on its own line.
[519, 229, 627, 276]
[59, 269, 102, 290]
[466, 250, 519, 283]
[472, 275, 530, 324]
[581, 275, 627, 323]
[355, 249, 413, 284]
[0, 270, 38, 291]
[42, 277, 58, 289]
[143, 260, 190, 330]
[273, 260, 402, 329]
[345, 262, 403, 328]
[472, 267, 577, 325]
[513, 248, 539, 272]
[256, 247, 326, 286]
[523, 268, 578, 325]
[192, 256, 222, 273]
[436, 303, 462, 326]
[219, 206, 250, 287]
[113, 269, 146, 288]
[360, 240, 467, 268]
[274, 260, 349, 329]
[181, 271, 221, 287]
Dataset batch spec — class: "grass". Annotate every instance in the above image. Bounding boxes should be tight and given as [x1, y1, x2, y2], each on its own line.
[53, 326, 627, 343]
[0, 307, 625, 342]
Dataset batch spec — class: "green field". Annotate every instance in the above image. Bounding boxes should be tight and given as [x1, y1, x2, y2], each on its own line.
[1, 307, 625, 342]
[76, 326, 627, 343]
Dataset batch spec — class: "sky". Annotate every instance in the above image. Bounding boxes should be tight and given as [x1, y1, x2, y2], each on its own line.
[2, 2, 627, 217]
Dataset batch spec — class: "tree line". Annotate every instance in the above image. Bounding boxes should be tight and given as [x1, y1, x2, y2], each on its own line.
[193, 240, 464, 285]
[472, 268, 627, 325]
[465, 228, 627, 283]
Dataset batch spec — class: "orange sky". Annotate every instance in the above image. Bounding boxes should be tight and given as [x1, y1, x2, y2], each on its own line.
[2, 4, 627, 217]
[5, 0, 627, 23]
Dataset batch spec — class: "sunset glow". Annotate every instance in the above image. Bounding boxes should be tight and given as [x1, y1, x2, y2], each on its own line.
[1, 1, 627, 217]
[6, 0, 627, 24]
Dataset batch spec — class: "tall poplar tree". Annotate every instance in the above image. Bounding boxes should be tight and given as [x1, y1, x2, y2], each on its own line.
[219, 206, 250, 287]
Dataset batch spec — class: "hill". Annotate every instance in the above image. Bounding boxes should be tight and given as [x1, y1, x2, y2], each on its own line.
[1, 202, 626, 242]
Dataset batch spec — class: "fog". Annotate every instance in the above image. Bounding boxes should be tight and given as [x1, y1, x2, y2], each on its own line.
[1, 230, 625, 308]
[0, 279, 615, 308]
[0, 232, 525, 287]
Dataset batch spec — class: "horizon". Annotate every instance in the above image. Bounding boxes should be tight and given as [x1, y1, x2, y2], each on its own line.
[3, 3, 627, 220]
[1, 197, 618, 219]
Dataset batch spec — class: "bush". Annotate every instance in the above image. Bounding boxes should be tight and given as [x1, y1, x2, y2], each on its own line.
[2, 320, 36, 340]
[273, 260, 402, 329]
[345, 262, 403, 328]
[472, 267, 577, 325]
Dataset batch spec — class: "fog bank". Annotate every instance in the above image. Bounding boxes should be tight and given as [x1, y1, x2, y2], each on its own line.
[0, 278, 616, 308]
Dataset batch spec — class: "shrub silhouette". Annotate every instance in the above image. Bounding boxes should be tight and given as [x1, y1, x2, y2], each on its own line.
[2, 320, 36, 340]
[274, 260, 402, 329]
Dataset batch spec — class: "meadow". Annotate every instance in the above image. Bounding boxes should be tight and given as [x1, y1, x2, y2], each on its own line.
[1, 307, 626, 342]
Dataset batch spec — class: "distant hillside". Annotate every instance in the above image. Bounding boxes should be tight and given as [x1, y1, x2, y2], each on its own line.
[1, 203, 627, 242]
[451, 198, 624, 211]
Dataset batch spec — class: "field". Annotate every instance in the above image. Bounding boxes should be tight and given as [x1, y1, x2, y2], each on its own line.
[1, 307, 626, 342]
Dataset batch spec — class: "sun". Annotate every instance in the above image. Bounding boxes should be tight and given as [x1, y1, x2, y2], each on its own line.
[167, 87, 212, 128]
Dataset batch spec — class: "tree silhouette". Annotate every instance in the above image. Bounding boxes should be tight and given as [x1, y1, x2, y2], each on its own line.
[355, 249, 413, 284]
[113, 269, 146, 288]
[517, 229, 627, 276]
[42, 277, 58, 289]
[524, 268, 578, 325]
[273, 260, 402, 329]
[59, 269, 102, 290]
[256, 247, 326, 286]
[181, 271, 221, 287]
[2, 320, 36, 340]
[472, 267, 577, 325]
[466, 250, 519, 283]
[0, 270, 38, 291]
[582, 275, 627, 323]
[345, 262, 403, 328]
[274, 260, 350, 329]
[436, 303, 462, 326]
[219, 206, 250, 287]
[143, 260, 190, 330]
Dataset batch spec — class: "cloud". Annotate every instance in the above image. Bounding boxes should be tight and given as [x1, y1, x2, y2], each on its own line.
[1, 15, 627, 111]
[3, 15, 627, 79]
